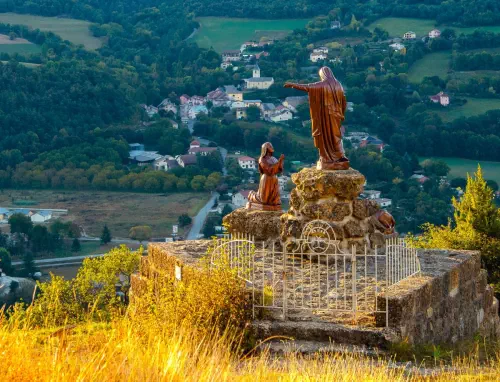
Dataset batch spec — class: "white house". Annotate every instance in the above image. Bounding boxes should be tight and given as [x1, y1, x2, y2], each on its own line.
[375, 198, 392, 208]
[283, 96, 308, 113]
[188, 105, 209, 119]
[190, 140, 201, 149]
[225, 85, 243, 101]
[310, 52, 328, 62]
[142, 105, 158, 118]
[222, 50, 241, 62]
[188, 147, 218, 156]
[313, 47, 329, 55]
[244, 77, 274, 90]
[331, 21, 341, 30]
[232, 190, 251, 208]
[31, 211, 52, 223]
[260, 103, 276, 119]
[158, 99, 178, 115]
[236, 108, 247, 120]
[403, 31, 416, 40]
[269, 108, 293, 122]
[238, 156, 257, 170]
[221, 62, 233, 70]
[429, 91, 450, 106]
[362, 190, 382, 200]
[389, 43, 406, 52]
[278, 175, 291, 192]
[231, 101, 245, 109]
[244, 99, 262, 108]
[429, 29, 441, 39]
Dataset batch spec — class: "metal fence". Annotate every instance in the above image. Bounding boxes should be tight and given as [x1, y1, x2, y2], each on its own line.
[210, 221, 421, 327]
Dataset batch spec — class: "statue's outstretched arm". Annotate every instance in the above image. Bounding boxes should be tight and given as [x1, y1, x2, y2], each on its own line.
[284, 82, 310, 92]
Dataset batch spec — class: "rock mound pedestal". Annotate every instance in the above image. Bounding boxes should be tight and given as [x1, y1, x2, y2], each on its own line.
[281, 167, 390, 251]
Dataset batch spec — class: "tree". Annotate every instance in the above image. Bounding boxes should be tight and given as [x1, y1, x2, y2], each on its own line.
[71, 238, 81, 252]
[0, 247, 13, 275]
[23, 252, 37, 277]
[129, 226, 152, 244]
[178, 214, 192, 227]
[203, 220, 216, 238]
[221, 204, 233, 217]
[9, 213, 33, 236]
[450, 177, 467, 189]
[246, 106, 261, 122]
[101, 224, 112, 244]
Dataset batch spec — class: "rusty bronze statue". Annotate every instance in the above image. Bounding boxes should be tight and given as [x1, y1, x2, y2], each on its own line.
[247, 142, 285, 211]
[284, 66, 349, 170]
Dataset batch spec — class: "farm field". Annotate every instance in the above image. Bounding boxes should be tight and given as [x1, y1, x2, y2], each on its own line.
[408, 51, 451, 83]
[0, 33, 41, 54]
[420, 157, 500, 184]
[192, 17, 310, 51]
[368, 17, 500, 38]
[434, 98, 500, 122]
[0, 13, 102, 50]
[0, 190, 210, 238]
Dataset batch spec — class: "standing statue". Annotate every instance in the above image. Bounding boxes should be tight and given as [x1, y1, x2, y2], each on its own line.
[247, 142, 285, 211]
[284, 66, 349, 170]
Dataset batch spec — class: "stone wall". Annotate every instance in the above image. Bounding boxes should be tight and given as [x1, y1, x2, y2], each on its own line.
[376, 249, 500, 345]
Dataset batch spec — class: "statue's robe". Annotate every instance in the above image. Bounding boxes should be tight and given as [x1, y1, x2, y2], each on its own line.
[292, 78, 347, 162]
[248, 156, 283, 208]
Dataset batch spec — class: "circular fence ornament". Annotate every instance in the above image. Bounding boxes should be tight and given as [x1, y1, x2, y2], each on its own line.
[301, 219, 340, 254]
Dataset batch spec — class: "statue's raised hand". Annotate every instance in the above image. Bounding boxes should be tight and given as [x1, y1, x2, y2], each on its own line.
[284, 83, 294, 89]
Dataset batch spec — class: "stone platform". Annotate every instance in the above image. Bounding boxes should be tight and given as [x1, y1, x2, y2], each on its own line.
[223, 208, 282, 241]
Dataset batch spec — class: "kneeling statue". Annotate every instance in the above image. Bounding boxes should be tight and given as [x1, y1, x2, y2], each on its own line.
[247, 142, 284, 211]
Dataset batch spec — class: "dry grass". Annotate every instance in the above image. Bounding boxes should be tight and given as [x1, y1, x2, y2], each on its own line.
[0, 189, 210, 237]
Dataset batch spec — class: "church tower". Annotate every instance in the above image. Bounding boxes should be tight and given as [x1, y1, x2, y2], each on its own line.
[253, 64, 261, 78]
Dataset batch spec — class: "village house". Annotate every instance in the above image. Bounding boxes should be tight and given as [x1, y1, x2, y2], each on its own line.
[244, 64, 274, 90]
[129, 143, 145, 151]
[429, 91, 450, 106]
[269, 106, 293, 122]
[238, 156, 257, 170]
[429, 29, 441, 39]
[362, 190, 382, 200]
[375, 198, 392, 208]
[222, 50, 241, 62]
[188, 147, 218, 156]
[231, 101, 245, 109]
[244, 99, 263, 108]
[129, 150, 163, 166]
[236, 108, 247, 120]
[313, 47, 329, 55]
[283, 96, 308, 113]
[177, 154, 197, 168]
[30, 211, 53, 223]
[190, 140, 200, 149]
[221, 62, 233, 70]
[180, 95, 206, 106]
[241, 41, 259, 51]
[141, 105, 158, 118]
[206, 88, 231, 107]
[232, 190, 252, 208]
[225, 85, 243, 101]
[260, 103, 276, 119]
[410, 174, 430, 185]
[155, 156, 179, 171]
[403, 31, 417, 40]
[255, 51, 270, 60]
[278, 175, 291, 192]
[310, 52, 328, 63]
[389, 43, 406, 54]
[158, 99, 178, 115]
[359, 136, 385, 151]
[331, 21, 342, 29]
[187, 105, 209, 119]
[346, 102, 354, 112]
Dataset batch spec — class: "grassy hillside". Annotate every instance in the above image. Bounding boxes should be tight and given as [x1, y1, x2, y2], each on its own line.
[368, 17, 500, 38]
[192, 17, 310, 51]
[408, 51, 451, 83]
[420, 156, 500, 183]
[434, 98, 500, 122]
[0, 13, 102, 50]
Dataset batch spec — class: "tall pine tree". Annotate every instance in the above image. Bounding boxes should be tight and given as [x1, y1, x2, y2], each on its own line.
[101, 224, 112, 244]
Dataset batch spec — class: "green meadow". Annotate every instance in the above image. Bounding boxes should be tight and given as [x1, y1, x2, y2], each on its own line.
[0, 13, 102, 50]
[192, 17, 310, 51]
[368, 17, 500, 38]
[434, 98, 500, 122]
[0, 43, 41, 55]
[421, 157, 500, 184]
[408, 51, 451, 83]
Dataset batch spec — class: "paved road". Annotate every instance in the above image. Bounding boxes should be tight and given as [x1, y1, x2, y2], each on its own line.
[187, 192, 219, 240]
[12, 253, 105, 266]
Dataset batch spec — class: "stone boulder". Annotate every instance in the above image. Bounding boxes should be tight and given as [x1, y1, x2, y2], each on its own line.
[0, 276, 36, 307]
[223, 208, 281, 241]
[291, 168, 365, 201]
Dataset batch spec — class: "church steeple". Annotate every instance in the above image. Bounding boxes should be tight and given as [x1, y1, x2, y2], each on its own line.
[253, 64, 261, 78]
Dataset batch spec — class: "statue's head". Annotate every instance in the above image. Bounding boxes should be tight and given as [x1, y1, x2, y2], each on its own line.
[260, 142, 274, 158]
[319, 66, 335, 81]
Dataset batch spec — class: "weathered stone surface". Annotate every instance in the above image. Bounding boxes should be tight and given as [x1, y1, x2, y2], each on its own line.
[224, 208, 281, 241]
[280, 214, 303, 239]
[343, 220, 364, 238]
[369, 232, 385, 248]
[353, 199, 379, 220]
[0, 276, 36, 307]
[289, 188, 303, 211]
[292, 168, 365, 201]
[301, 201, 351, 221]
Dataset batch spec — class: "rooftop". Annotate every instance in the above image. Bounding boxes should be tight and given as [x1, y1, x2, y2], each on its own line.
[244, 77, 274, 83]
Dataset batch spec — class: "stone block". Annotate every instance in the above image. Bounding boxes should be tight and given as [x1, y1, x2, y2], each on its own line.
[280, 214, 303, 239]
[343, 220, 364, 238]
[289, 188, 303, 211]
[352, 199, 379, 220]
[291, 167, 365, 201]
[369, 232, 385, 248]
[223, 208, 281, 241]
[301, 200, 351, 221]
